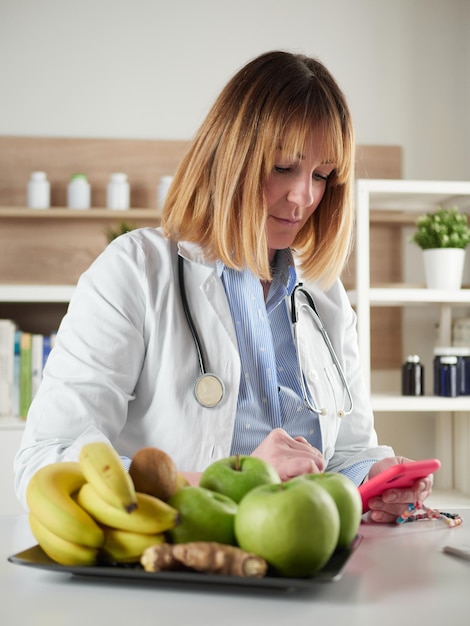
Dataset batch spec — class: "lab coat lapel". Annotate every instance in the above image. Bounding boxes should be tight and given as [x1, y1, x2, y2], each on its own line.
[176, 244, 240, 357]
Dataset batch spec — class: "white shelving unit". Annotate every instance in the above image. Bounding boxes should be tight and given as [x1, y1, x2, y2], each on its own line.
[352, 178, 470, 394]
[351, 178, 470, 498]
[0, 284, 75, 431]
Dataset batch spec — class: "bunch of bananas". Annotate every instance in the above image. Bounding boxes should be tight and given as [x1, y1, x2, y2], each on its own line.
[26, 442, 179, 567]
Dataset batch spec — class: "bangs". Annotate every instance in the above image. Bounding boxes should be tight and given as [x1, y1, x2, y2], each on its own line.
[262, 87, 351, 184]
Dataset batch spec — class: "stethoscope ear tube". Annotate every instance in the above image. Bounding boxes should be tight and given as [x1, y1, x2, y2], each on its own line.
[290, 282, 317, 323]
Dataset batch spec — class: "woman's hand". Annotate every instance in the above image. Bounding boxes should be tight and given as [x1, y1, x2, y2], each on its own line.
[366, 456, 434, 523]
[251, 428, 325, 481]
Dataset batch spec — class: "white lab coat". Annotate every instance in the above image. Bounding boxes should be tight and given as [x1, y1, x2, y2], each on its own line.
[14, 227, 393, 507]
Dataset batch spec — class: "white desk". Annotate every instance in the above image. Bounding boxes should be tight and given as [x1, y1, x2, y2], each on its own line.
[1, 511, 470, 625]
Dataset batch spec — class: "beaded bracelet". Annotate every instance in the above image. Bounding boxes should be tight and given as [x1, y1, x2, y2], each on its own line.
[396, 502, 463, 527]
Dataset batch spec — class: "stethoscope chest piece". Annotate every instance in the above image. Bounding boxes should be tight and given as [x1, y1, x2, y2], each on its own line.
[194, 373, 225, 408]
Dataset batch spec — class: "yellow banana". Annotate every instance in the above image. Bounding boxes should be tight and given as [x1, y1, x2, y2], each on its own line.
[101, 526, 165, 564]
[26, 461, 104, 548]
[79, 441, 137, 512]
[29, 513, 98, 566]
[77, 483, 180, 534]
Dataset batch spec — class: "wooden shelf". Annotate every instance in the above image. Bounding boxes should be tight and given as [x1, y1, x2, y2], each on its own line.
[0, 207, 162, 219]
[0, 206, 163, 286]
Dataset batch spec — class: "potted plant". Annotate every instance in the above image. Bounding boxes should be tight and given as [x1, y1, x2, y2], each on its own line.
[411, 206, 470, 290]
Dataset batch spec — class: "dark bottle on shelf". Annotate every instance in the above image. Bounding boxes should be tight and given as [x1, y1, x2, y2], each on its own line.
[436, 356, 458, 397]
[402, 355, 424, 396]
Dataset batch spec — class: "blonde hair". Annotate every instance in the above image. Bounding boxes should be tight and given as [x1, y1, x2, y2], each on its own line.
[162, 50, 355, 288]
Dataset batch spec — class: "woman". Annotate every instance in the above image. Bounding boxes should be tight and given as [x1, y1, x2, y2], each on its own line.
[14, 50, 433, 522]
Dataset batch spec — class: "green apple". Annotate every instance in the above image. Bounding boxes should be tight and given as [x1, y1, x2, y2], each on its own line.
[234, 480, 340, 578]
[291, 472, 362, 549]
[167, 486, 238, 545]
[199, 455, 281, 503]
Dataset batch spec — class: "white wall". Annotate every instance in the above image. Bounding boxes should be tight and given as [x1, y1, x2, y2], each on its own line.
[1, 0, 469, 181]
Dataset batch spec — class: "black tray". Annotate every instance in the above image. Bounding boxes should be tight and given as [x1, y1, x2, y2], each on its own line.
[8, 536, 362, 590]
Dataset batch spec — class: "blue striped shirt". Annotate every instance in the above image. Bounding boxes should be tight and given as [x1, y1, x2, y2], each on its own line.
[219, 250, 322, 455]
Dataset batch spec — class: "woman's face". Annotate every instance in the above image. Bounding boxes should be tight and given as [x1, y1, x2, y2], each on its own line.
[264, 129, 335, 263]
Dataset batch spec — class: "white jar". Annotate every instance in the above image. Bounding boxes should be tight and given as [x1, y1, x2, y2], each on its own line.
[27, 171, 50, 209]
[107, 172, 130, 210]
[67, 174, 91, 210]
[157, 175, 173, 208]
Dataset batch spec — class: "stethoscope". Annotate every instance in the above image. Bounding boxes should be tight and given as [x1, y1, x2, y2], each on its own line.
[290, 283, 353, 417]
[178, 255, 354, 416]
[178, 256, 226, 408]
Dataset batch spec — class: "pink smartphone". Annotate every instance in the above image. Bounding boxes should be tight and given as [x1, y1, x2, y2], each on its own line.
[359, 458, 441, 513]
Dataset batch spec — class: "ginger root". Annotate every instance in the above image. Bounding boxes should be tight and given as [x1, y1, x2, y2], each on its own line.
[141, 542, 268, 578]
[140, 542, 180, 571]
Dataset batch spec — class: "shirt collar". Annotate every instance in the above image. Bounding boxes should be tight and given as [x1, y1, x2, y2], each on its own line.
[273, 249, 297, 296]
[217, 249, 297, 290]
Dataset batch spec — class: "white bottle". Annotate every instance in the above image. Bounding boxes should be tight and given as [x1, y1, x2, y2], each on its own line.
[67, 174, 91, 210]
[27, 171, 50, 209]
[157, 175, 173, 208]
[107, 172, 130, 210]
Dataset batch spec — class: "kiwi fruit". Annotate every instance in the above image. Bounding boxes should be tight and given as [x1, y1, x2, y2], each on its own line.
[129, 447, 179, 501]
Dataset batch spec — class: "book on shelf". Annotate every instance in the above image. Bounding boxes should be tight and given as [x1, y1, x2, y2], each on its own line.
[0, 320, 57, 420]
[0, 319, 17, 417]
[13, 330, 21, 418]
[31, 334, 44, 400]
[19, 332, 32, 419]
[42, 334, 54, 367]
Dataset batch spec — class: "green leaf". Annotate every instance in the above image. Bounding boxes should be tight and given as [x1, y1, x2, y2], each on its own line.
[410, 207, 470, 249]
